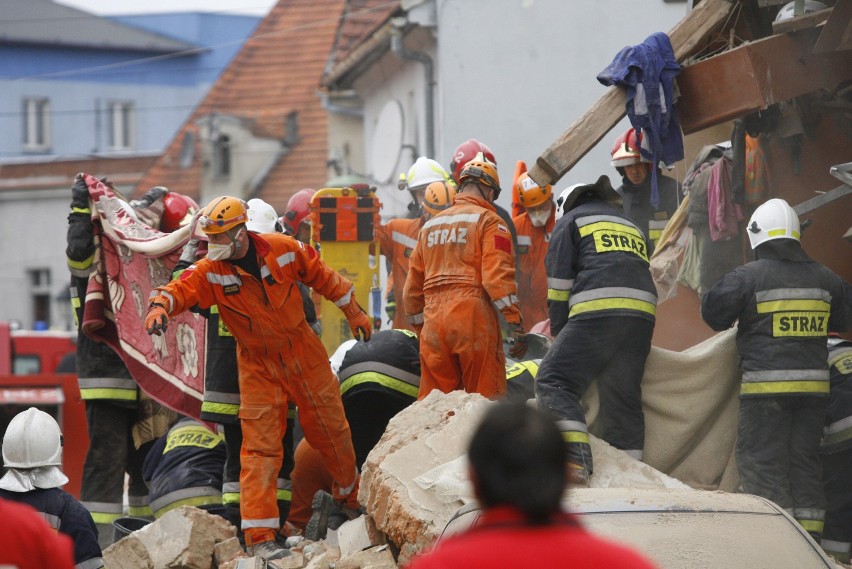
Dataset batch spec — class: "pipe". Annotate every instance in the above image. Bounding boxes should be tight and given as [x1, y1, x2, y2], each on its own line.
[319, 90, 364, 118]
[390, 28, 435, 160]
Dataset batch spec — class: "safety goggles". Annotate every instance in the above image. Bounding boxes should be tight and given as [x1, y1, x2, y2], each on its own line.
[198, 212, 248, 229]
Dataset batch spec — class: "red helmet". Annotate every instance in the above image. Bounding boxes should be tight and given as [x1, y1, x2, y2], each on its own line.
[610, 128, 650, 168]
[161, 192, 200, 233]
[281, 188, 315, 235]
[450, 139, 497, 182]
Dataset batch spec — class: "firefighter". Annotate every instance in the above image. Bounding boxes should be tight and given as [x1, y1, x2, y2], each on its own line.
[145, 196, 370, 561]
[142, 415, 227, 520]
[0, 408, 102, 568]
[66, 174, 195, 547]
[172, 198, 313, 543]
[701, 198, 850, 541]
[512, 173, 555, 328]
[377, 160, 456, 330]
[822, 336, 852, 563]
[404, 152, 527, 399]
[281, 188, 315, 242]
[535, 176, 657, 486]
[610, 128, 681, 253]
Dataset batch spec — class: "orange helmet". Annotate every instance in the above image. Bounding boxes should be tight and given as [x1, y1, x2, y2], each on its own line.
[516, 173, 552, 209]
[281, 188, 315, 235]
[459, 152, 501, 199]
[198, 196, 248, 235]
[422, 181, 456, 216]
[450, 139, 497, 182]
[610, 128, 649, 168]
[160, 192, 199, 233]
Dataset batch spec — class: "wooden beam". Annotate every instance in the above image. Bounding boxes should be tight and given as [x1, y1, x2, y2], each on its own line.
[528, 0, 734, 187]
[677, 29, 852, 133]
[813, 0, 852, 53]
[771, 7, 832, 34]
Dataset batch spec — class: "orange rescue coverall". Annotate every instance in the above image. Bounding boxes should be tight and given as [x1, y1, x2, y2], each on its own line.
[149, 233, 358, 546]
[375, 217, 423, 331]
[512, 210, 554, 328]
[403, 194, 521, 399]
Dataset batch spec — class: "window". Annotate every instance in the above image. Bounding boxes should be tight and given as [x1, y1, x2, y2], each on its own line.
[23, 97, 50, 150]
[214, 134, 231, 178]
[108, 101, 135, 150]
[29, 268, 51, 329]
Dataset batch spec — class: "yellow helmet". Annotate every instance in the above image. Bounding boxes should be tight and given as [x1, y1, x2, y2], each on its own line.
[459, 152, 501, 198]
[516, 173, 552, 209]
[199, 196, 249, 235]
[422, 181, 456, 216]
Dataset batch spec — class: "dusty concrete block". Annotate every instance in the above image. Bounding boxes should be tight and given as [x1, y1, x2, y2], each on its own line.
[214, 536, 247, 565]
[235, 558, 265, 569]
[336, 545, 397, 569]
[267, 551, 305, 568]
[337, 516, 374, 557]
[302, 550, 332, 569]
[102, 535, 153, 568]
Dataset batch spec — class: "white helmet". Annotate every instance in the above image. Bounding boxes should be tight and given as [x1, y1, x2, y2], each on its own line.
[746, 198, 800, 250]
[554, 176, 621, 220]
[246, 198, 280, 233]
[401, 157, 451, 192]
[774, 1, 828, 22]
[3, 407, 63, 468]
[329, 339, 357, 376]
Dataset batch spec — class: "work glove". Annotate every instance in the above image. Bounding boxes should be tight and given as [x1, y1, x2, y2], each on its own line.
[130, 186, 168, 209]
[506, 322, 528, 359]
[71, 173, 90, 209]
[342, 298, 372, 342]
[179, 239, 201, 265]
[145, 303, 169, 336]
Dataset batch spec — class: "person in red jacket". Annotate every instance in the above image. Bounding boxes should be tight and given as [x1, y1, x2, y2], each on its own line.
[406, 401, 658, 569]
[145, 196, 372, 561]
[0, 497, 75, 568]
[404, 153, 527, 399]
[512, 173, 555, 328]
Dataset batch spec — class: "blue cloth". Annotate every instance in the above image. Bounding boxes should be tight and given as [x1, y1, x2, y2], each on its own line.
[598, 32, 684, 208]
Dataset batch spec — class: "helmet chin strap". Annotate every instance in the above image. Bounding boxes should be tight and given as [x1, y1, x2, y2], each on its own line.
[227, 227, 246, 252]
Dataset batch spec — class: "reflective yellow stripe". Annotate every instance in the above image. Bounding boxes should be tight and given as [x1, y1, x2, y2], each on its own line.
[506, 360, 539, 380]
[547, 289, 570, 301]
[740, 381, 829, 395]
[90, 512, 123, 525]
[80, 389, 138, 401]
[154, 496, 222, 518]
[578, 221, 643, 240]
[276, 489, 292, 502]
[339, 371, 419, 398]
[71, 206, 91, 214]
[768, 228, 800, 239]
[67, 254, 95, 271]
[756, 300, 830, 313]
[127, 505, 152, 517]
[797, 519, 824, 533]
[569, 298, 656, 317]
[201, 401, 240, 416]
[165, 426, 223, 452]
[222, 492, 240, 505]
[562, 431, 590, 444]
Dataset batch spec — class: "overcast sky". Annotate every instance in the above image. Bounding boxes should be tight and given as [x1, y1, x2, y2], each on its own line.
[55, 0, 277, 16]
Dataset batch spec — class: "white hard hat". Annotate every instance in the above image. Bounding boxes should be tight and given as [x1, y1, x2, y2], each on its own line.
[2, 407, 63, 469]
[403, 157, 450, 192]
[555, 176, 621, 220]
[246, 198, 280, 233]
[746, 198, 800, 250]
[329, 339, 357, 376]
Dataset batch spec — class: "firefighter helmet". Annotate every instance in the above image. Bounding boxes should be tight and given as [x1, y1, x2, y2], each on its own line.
[198, 196, 249, 235]
[746, 198, 800, 249]
[2, 407, 63, 468]
[610, 128, 650, 168]
[450, 139, 497, 182]
[403, 157, 450, 192]
[459, 152, 501, 199]
[555, 176, 621, 219]
[281, 188, 315, 235]
[161, 192, 200, 233]
[422, 181, 456, 216]
[329, 339, 357, 376]
[246, 198, 281, 233]
[516, 172, 552, 209]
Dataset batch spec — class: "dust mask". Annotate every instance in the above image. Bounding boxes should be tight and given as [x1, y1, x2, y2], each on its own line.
[207, 242, 235, 261]
[529, 206, 551, 227]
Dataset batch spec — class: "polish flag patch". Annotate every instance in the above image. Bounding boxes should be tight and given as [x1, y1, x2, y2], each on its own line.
[494, 235, 511, 254]
[497, 224, 509, 233]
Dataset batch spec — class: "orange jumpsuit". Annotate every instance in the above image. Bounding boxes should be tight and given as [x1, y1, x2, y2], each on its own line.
[375, 217, 423, 331]
[149, 233, 358, 546]
[512, 210, 555, 328]
[287, 438, 333, 531]
[404, 194, 521, 399]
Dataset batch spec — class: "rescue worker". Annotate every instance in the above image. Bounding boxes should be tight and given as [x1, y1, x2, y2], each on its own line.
[406, 402, 658, 569]
[821, 336, 852, 563]
[145, 196, 370, 561]
[142, 415, 227, 520]
[172, 198, 311, 540]
[0, 497, 75, 568]
[512, 173, 555, 328]
[281, 188, 315, 242]
[377, 160, 456, 330]
[66, 174, 195, 547]
[291, 329, 421, 538]
[535, 176, 657, 486]
[610, 128, 681, 253]
[0, 407, 102, 569]
[701, 198, 850, 541]
[404, 152, 527, 399]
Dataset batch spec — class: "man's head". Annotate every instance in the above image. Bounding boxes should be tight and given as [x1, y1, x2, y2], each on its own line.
[199, 196, 250, 261]
[611, 128, 651, 185]
[516, 173, 553, 227]
[457, 152, 501, 203]
[282, 188, 315, 243]
[246, 198, 282, 234]
[747, 197, 800, 251]
[161, 192, 200, 233]
[554, 175, 621, 219]
[468, 402, 566, 523]
[401, 157, 451, 212]
[421, 181, 456, 220]
[450, 139, 496, 184]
